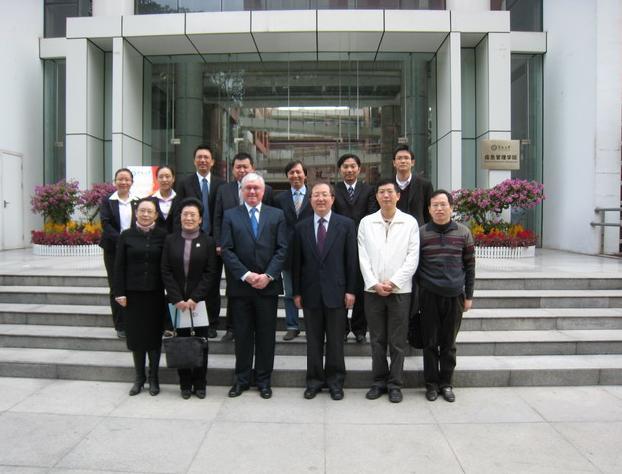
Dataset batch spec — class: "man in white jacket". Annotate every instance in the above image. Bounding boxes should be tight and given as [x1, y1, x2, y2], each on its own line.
[358, 179, 420, 403]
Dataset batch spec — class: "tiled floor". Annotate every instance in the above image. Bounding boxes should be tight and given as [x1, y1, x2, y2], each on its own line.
[0, 378, 621, 473]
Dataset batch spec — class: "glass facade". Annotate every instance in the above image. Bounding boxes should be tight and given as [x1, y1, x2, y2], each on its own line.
[491, 0, 543, 32]
[143, 53, 434, 190]
[43, 59, 66, 184]
[44, 0, 91, 38]
[135, 0, 446, 14]
[511, 53, 543, 242]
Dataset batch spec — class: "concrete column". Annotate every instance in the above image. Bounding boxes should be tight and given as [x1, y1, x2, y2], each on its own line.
[111, 37, 143, 176]
[435, 32, 462, 191]
[475, 32, 512, 189]
[65, 38, 105, 186]
[174, 62, 204, 175]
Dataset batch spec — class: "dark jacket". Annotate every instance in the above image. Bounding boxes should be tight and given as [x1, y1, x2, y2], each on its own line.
[292, 213, 358, 309]
[332, 181, 378, 228]
[99, 194, 137, 253]
[150, 194, 180, 234]
[395, 175, 434, 225]
[160, 231, 219, 303]
[112, 227, 168, 295]
[273, 188, 313, 269]
[175, 173, 225, 235]
[220, 204, 288, 297]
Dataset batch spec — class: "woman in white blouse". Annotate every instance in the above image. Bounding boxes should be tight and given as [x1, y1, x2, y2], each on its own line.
[99, 168, 139, 338]
[151, 165, 178, 233]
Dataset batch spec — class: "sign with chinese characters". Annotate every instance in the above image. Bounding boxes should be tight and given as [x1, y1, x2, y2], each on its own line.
[481, 140, 520, 170]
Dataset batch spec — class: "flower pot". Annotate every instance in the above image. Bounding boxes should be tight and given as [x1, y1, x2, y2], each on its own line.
[32, 244, 102, 257]
[475, 245, 535, 259]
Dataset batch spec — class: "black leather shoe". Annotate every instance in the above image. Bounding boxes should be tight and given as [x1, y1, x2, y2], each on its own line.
[304, 387, 320, 399]
[207, 327, 218, 338]
[283, 329, 300, 341]
[220, 330, 234, 342]
[228, 384, 249, 398]
[181, 389, 192, 399]
[149, 379, 160, 396]
[441, 386, 456, 402]
[425, 388, 439, 401]
[355, 333, 366, 343]
[365, 386, 387, 400]
[388, 388, 403, 403]
[194, 389, 206, 399]
[129, 382, 144, 396]
[116, 330, 126, 338]
[329, 389, 344, 401]
[259, 386, 272, 399]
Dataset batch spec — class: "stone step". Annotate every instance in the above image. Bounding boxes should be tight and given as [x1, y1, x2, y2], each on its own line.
[2, 324, 622, 357]
[0, 347, 620, 387]
[1, 273, 621, 290]
[2, 286, 622, 308]
[2, 303, 622, 331]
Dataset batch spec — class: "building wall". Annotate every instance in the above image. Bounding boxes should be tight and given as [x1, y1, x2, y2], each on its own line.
[0, 0, 44, 242]
[542, 0, 621, 254]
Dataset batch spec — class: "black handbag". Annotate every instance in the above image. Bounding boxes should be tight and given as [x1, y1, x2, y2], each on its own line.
[408, 309, 424, 349]
[163, 308, 208, 369]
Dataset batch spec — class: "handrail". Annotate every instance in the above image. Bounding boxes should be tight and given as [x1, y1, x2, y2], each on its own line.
[590, 206, 622, 254]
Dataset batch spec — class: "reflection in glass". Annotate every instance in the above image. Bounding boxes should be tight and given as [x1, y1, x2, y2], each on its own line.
[43, 59, 66, 184]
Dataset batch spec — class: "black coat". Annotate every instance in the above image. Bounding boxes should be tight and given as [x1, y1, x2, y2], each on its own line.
[175, 173, 225, 235]
[292, 213, 358, 310]
[160, 232, 219, 304]
[150, 194, 181, 234]
[112, 227, 168, 296]
[213, 181, 274, 246]
[99, 194, 137, 253]
[220, 204, 288, 297]
[273, 188, 313, 269]
[395, 175, 434, 225]
[332, 181, 378, 228]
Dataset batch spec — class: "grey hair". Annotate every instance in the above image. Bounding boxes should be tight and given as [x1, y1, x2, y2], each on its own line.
[241, 172, 265, 188]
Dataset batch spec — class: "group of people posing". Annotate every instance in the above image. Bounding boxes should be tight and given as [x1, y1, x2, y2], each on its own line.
[99, 143, 475, 404]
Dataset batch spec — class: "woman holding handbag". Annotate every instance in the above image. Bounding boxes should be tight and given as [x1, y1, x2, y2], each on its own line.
[161, 197, 218, 399]
[113, 198, 169, 396]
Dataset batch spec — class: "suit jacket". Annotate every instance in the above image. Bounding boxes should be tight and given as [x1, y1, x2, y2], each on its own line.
[175, 172, 225, 235]
[99, 194, 137, 253]
[395, 175, 434, 225]
[112, 227, 168, 295]
[220, 204, 288, 297]
[160, 232, 218, 304]
[332, 181, 378, 228]
[150, 195, 180, 234]
[292, 213, 357, 310]
[213, 181, 274, 246]
[273, 188, 314, 269]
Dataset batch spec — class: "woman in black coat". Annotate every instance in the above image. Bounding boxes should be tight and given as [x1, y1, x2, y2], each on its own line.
[99, 168, 138, 338]
[151, 165, 179, 233]
[161, 198, 218, 399]
[113, 198, 169, 396]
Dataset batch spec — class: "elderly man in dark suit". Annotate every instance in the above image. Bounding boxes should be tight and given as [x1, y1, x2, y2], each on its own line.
[392, 144, 433, 225]
[221, 172, 288, 399]
[273, 160, 314, 341]
[293, 182, 357, 401]
[332, 153, 378, 343]
[175, 144, 225, 338]
[213, 152, 274, 342]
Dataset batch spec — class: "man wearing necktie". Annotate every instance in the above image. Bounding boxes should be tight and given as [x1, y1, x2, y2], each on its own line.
[292, 182, 357, 401]
[175, 145, 225, 338]
[221, 172, 288, 399]
[274, 160, 313, 341]
[332, 154, 378, 344]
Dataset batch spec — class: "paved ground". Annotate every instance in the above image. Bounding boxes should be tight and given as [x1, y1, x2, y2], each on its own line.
[0, 377, 621, 473]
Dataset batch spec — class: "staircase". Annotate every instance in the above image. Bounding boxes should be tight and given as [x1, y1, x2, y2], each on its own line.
[1, 271, 622, 387]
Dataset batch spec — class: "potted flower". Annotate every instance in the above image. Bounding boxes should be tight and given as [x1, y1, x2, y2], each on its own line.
[30, 180, 115, 256]
[452, 179, 545, 258]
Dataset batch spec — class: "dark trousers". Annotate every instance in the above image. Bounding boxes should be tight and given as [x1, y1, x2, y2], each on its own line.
[231, 294, 278, 388]
[364, 292, 410, 389]
[103, 248, 125, 331]
[206, 257, 223, 329]
[175, 326, 209, 391]
[419, 288, 464, 390]
[305, 306, 347, 391]
[345, 270, 367, 336]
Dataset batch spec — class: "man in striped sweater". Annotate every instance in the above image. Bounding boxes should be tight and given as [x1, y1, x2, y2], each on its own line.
[417, 190, 475, 403]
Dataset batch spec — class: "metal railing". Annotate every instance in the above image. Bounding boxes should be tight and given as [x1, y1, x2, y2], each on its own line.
[590, 207, 622, 255]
